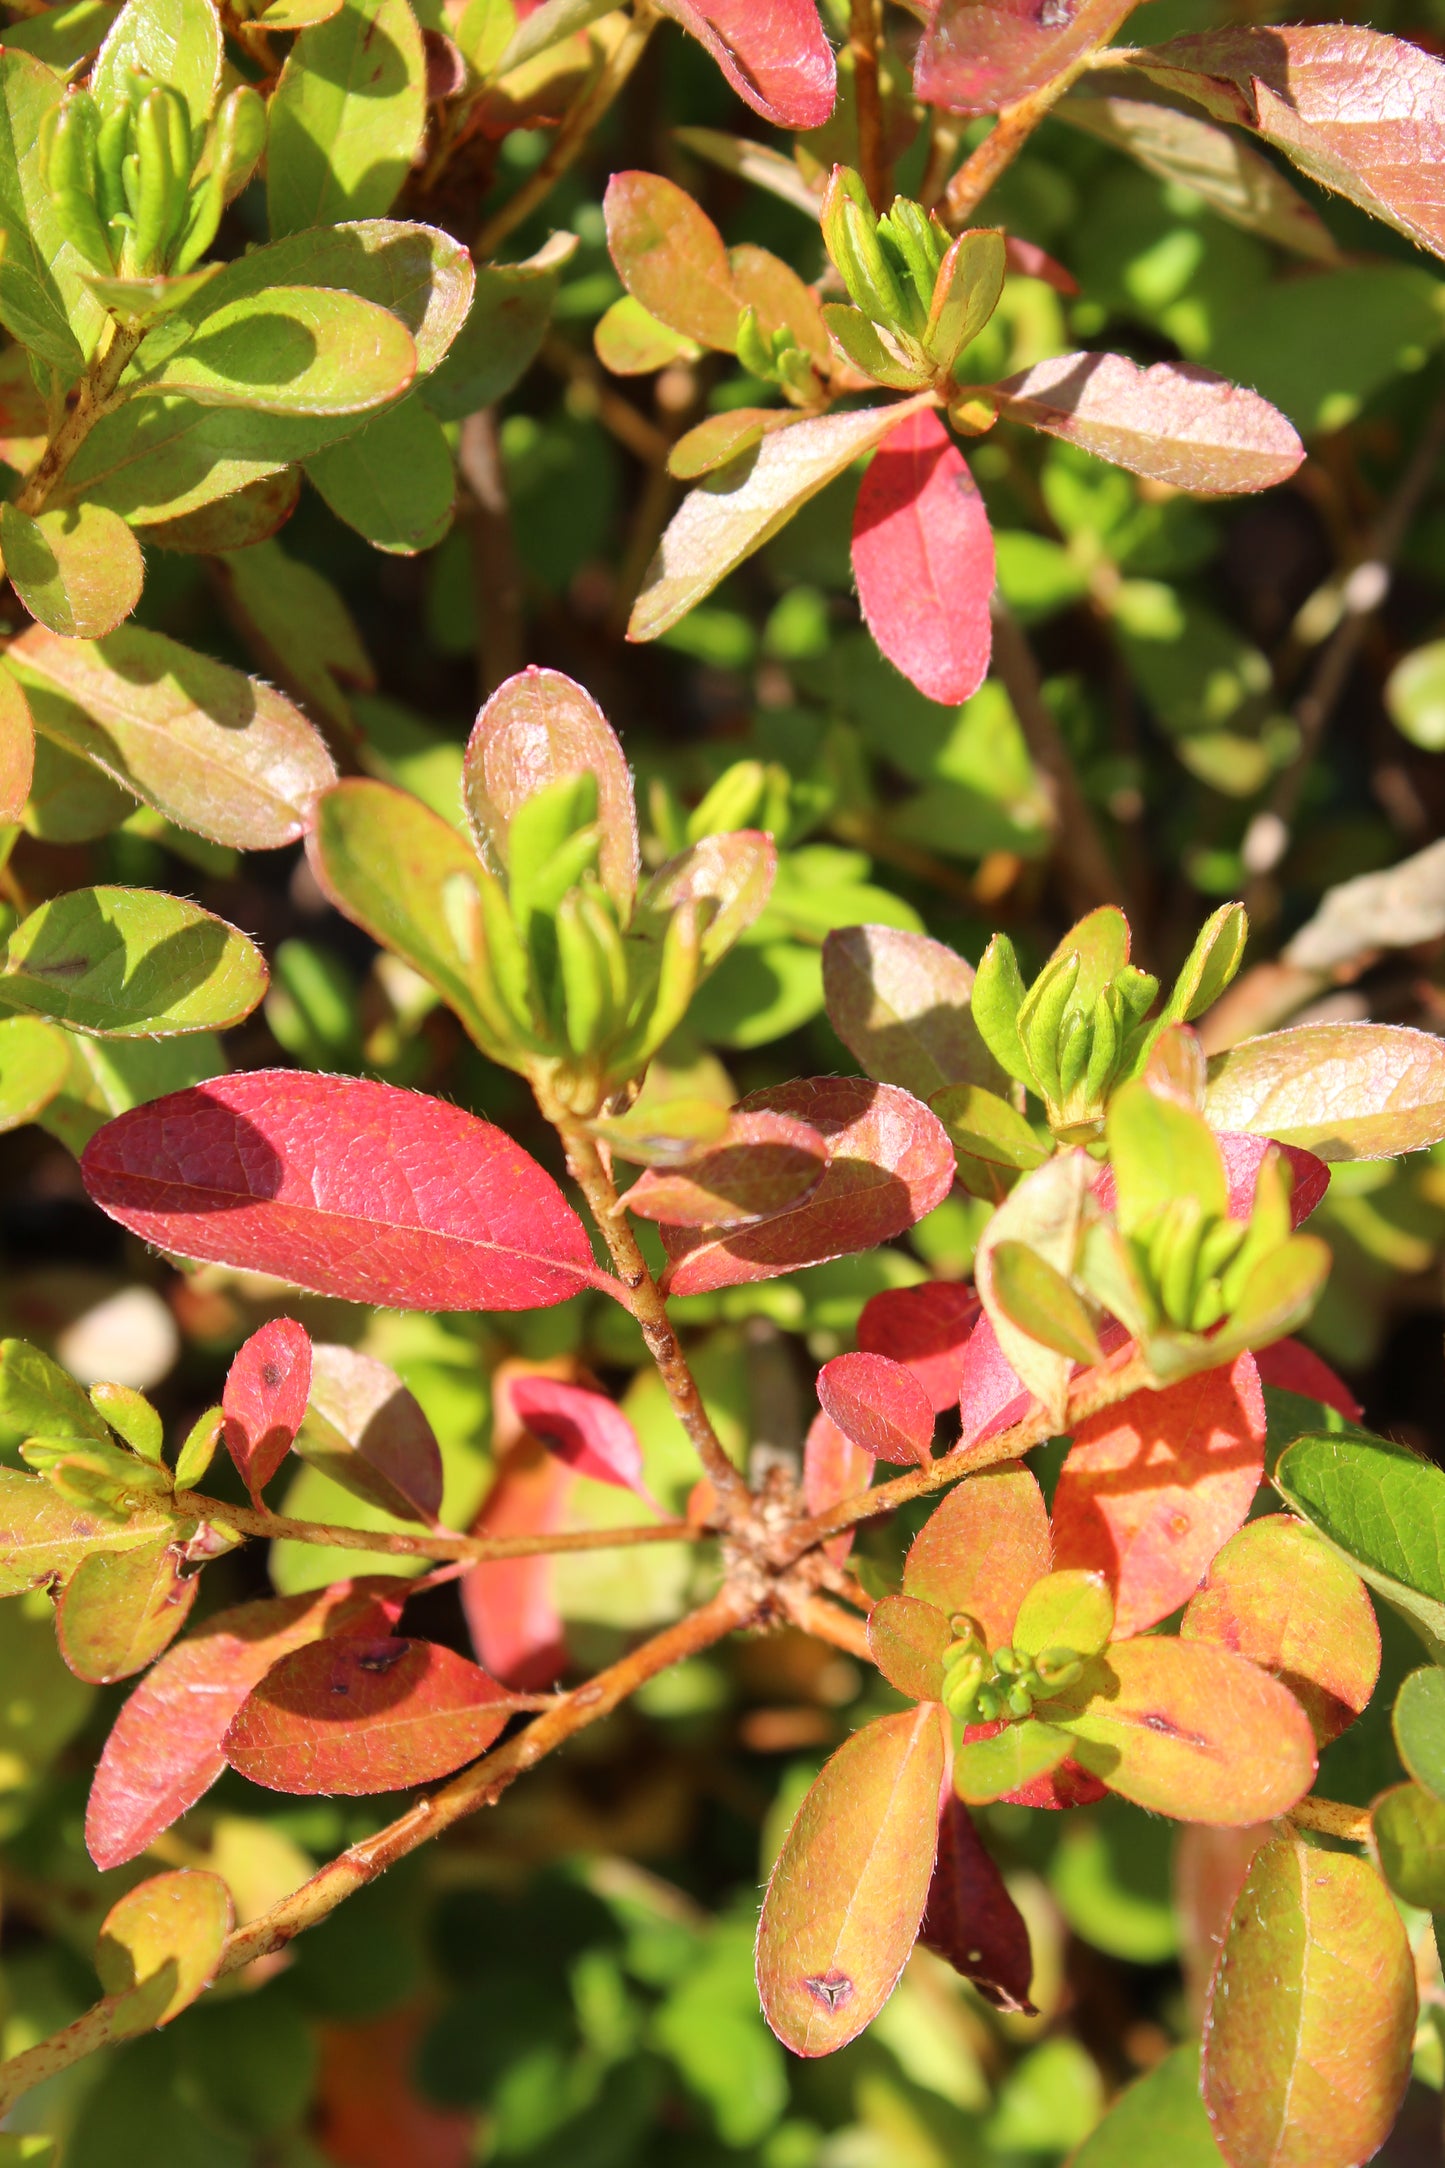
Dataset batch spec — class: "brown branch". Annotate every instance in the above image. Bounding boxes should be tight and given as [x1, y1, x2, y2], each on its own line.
[782, 1590, 873, 1661]
[850, 0, 888, 210]
[475, 4, 656, 260]
[541, 334, 671, 467]
[0, 1583, 758, 2116]
[943, 60, 1089, 228]
[16, 321, 143, 517]
[179, 1490, 700, 1563]
[989, 595, 1126, 917]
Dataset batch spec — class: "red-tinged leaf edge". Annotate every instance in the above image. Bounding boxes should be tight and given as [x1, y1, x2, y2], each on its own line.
[656, 0, 837, 130]
[959, 1718, 1108, 1809]
[852, 407, 994, 707]
[1254, 1336, 1361, 1419]
[859, 1281, 981, 1416]
[802, 1408, 875, 1566]
[222, 1316, 312, 1501]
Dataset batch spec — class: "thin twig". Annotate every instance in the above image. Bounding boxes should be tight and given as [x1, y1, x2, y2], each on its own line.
[1290, 1795, 1374, 1845]
[475, 4, 657, 260]
[179, 1490, 700, 1562]
[782, 1590, 873, 1661]
[850, 0, 888, 209]
[0, 1584, 758, 2115]
[542, 334, 671, 467]
[943, 57, 1093, 228]
[989, 595, 1126, 917]
[1243, 382, 1445, 912]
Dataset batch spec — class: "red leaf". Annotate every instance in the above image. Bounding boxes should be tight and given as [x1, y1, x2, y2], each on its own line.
[462, 1429, 573, 1689]
[859, 1281, 981, 1415]
[921, 1797, 1037, 2012]
[851, 408, 994, 707]
[817, 1351, 935, 1469]
[317, 2008, 475, 2168]
[80, 1072, 600, 1313]
[1052, 1355, 1266, 1638]
[224, 1637, 517, 1794]
[958, 1311, 1131, 1449]
[802, 1408, 875, 1566]
[222, 1316, 312, 1501]
[915, 0, 1138, 118]
[1003, 235, 1079, 295]
[655, 0, 836, 129]
[507, 1374, 655, 1503]
[625, 1109, 828, 1228]
[86, 1580, 406, 1868]
[660, 1078, 955, 1298]
[1254, 1336, 1361, 1419]
[1093, 1131, 1328, 1227]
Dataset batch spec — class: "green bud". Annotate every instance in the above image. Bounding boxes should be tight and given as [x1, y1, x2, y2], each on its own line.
[467, 865, 540, 1046]
[877, 198, 945, 329]
[173, 1404, 223, 1491]
[993, 1646, 1021, 1676]
[971, 933, 1032, 1085]
[507, 769, 599, 898]
[942, 1653, 986, 1716]
[735, 304, 776, 381]
[132, 88, 183, 272]
[89, 1382, 164, 1464]
[975, 1684, 1004, 1723]
[1056, 1006, 1092, 1099]
[96, 103, 132, 241]
[1019, 951, 1080, 1100]
[1006, 1682, 1035, 1720]
[618, 899, 702, 1071]
[834, 198, 910, 331]
[46, 96, 114, 274]
[555, 889, 617, 1057]
[175, 84, 265, 272]
[1083, 986, 1120, 1103]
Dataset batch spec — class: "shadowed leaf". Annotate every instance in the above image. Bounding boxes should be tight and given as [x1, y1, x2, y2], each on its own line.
[0, 503, 143, 640]
[1202, 1834, 1415, 2168]
[661, 1077, 955, 1297]
[224, 1637, 517, 1793]
[915, 0, 1138, 118]
[57, 1539, 198, 1684]
[802, 1408, 874, 1566]
[867, 1591, 950, 1700]
[134, 289, 418, 418]
[1204, 1022, 1445, 1158]
[296, 1343, 444, 1524]
[1181, 1515, 1379, 1744]
[1254, 1338, 1360, 1420]
[1070, 2043, 1221, 2166]
[222, 1318, 314, 1503]
[267, 0, 426, 236]
[95, 1869, 232, 2036]
[954, 1720, 1074, 1804]
[818, 1351, 935, 1469]
[625, 1109, 827, 1227]
[507, 1373, 653, 1502]
[1393, 1666, 1445, 1798]
[0, 887, 268, 1037]
[852, 409, 994, 706]
[756, 1704, 945, 2056]
[858, 1282, 981, 1416]
[1374, 1783, 1445, 1909]
[464, 666, 638, 914]
[1052, 1356, 1266, 1637]
[426, 232, 573, 418]
[822, 925, 1001, 1104]
[81, 1071, 599, 1312]
[903, 1463, 1051, 1652]
[921, 1797, 1036, 2012]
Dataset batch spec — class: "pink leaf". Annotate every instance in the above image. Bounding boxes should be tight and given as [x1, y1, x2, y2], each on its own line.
[992, 353, 1305, 494]
[1003, 235, 1079, 295]
[463, 1427, 573, 1690]
[1052, 1354, 1267, 1637]
[222, 1317, 312, 1502]
[915, 0, 1138, 118]
[817, 1351, 935, 1469]
[802, 1409, 875, 1566]
[80, 1072, 600, 1313]
[921, 1798, 1037, 2011]
[655, 0, 836, 129]
[859, 1281, 980, 1415]
[300, 1344, 444, 1526]
[1254, 1337, 1361, 1420]
[851, 408, 994, 706]
[625, 1108, 828, 1228]
[957, 1313, 1132, 1450]
[660, 1078, 955, 1298]
[507, 1374, 655, 1503]
[86, 1580, 407, 1869]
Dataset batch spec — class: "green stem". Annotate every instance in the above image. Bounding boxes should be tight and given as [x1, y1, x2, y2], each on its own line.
[16, 319, 142, 517]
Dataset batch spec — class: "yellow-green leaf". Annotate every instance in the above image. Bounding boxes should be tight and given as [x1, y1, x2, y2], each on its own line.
[95, 1868, 233, 2033]
[0, 886, 268, 1035]
[0, 502, 143, 641]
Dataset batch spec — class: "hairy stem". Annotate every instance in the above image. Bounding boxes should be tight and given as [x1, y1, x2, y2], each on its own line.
[0, 1584, 757, 2116]
[475, 4, 656, 260]
[942, 59, 1092, 227]
[179, 1490, 700, 1562]
[782, 1590, 873, 1662]
[1290, 1795, 1374, 1845]
[850, 0, 888, 209]
[15, 321, 143, 517]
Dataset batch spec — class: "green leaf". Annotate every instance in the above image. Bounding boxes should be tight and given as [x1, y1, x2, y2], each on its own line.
[92, 0, 221, 128]
[1205, 1022, 1445, 1159]
[0, 1465, 172, 1595]
[1393, 1665, 1445, 1798]
[0, 886, 268, 1036]
[1070, 2043, 1221, 2167]
[2, 1, 120, 72]
[821, 304, 931, 390]
[425, 233, 577, 419]
[596, 293, 703, 378]
[930, 1083, 1050, 1179]
[304, 393, 455, 554]
[1386, 639, 1445, 752]
[0, 502, 144, 640]
[924, 227, 1007, 371]
[95, 1869, 233, 2034]
[10, 623, 338, 851]
[82, 266, 222, 328]
[630, 397, 933, 641]
[1013, 1568, 1114, 1661]
[212, 538, 373, 736]
[37, 1028, 224, 1155]
[0, 50, 103, 373]
[57, 1536, 198, 1683]
[953, 1719, 1073, 1804]
[0, 1335, 111, 1447]
[0, 1015, 70, 1132]
[1374, 1781, 1445, 1908]
[132, 287, 418, 417]
[1047, 1636, 1318, 1822]
[267, 0, 426, 236]
[0, 1588, 94, 1787]
[1275, 1430, 1445, 1656]
[1202, 1834, 1415, 2168]
[1107, 1077, 1228, 1232]
[903, 1464, 1051, 1654]
[755, 1704, 946, 2056]
[866, 1590, 950, 1702]
[989, 1240, 1102, 1366]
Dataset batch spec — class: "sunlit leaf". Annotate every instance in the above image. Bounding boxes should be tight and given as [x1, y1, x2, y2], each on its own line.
[224, 1636, 517, 1793]
[603, 171, 742, 351]
[0, 49, 100, 374]
[866, 1591, 950, 1701]
[660, 1077, 954, 1297]
[1275, 1429, 1445, 1654]
[976, 1150, 1092, 1426]
[0, 1015, 70, 1134]
[903, 1463, 1050, 1653]
[654, 0, 835, 129]
[818, 1351, 935, 1469]
[0, 503, 143, 641]
[81, 1071, 600, 1312]
[0, 1465, 171, 1600]
[852, 408, 994, 706]
[133, 288, 418, 418]
[1013, 1569, 1114, 1660]
[756, 1704, 945, 2056]
[625, 1109, 827, 1228]
[95, 1869, 232, 2035]
[462, 1436, 572, 1689]
[92, 0, 221, 127]
[507, 1373, 653, 1502]
[915, 0, 1138, 118]
[1181, 1515, 1379, 1744]
[57, 1539, 198, 1685]
[1053, 1356, 1266, 1638]
[1202, 1834, 1415, 2167]
[954, 1719, 1074, 1804]
[921, 1797, 1036, 2013]
[1204, 1022, 1445, 1159]
[821, 924, 1002, 1104]
[640, 830, 776, 971]
[0, 887, 267, 1037]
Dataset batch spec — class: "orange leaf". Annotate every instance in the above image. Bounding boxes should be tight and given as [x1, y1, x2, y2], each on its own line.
[903, 1463, 1051, 1653]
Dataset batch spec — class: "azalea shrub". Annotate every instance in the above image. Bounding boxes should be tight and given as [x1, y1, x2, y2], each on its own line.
[4, 0, 1445, 2163]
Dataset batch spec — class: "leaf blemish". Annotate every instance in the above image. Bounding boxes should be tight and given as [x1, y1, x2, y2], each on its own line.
[356, 1643, 408, 1674]
[803, 1971, 854, 2011]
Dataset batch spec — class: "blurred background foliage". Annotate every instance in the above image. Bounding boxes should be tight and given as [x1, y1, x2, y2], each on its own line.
[6, 0, 1445, 2157]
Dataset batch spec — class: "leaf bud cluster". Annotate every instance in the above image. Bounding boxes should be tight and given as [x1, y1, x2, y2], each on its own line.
[819, 166, 1007, 393]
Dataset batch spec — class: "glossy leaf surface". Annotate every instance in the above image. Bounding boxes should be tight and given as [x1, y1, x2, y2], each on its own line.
[222, 1318, 313, 1501]
[95, 1869, 232, 2035]
[11, 625, 337, 851]
[81, 1071, 598, 1312]
[0, 1465, 170, 1599]
[1202, 1834, 1415, 2168]
[920, 1797, 1036, 2013]
[86, 1580, 402, 1867]
[903, 1463, 1051, 1652]
[137, 289, 417, 417]
[267, 0, 426, 235]
[57, 1539, 198, 1685]
[603, 171, 741, 351]
[756, 1704, 945, 2056]
[625, 1110, 827, 1227]
[858, 1281, 981, 1415]
[993, 353, 1305, 493]
[0, 887, 267, 1037]
[1181, 1515, 1379, 1744]
[1275, 1430, 1445, 1651]
[224, 1637, 515, 1794]
[821, 924, 1000, 1103]
[1204, 1022, 1445, 1158]
[660, 1078, 954, 1297]
[818, 1351, 935, 1469]
[506, 1374, 652, 1501]
[296, 1343, 444, 1524]
[852, 409, 995, 706]
[1052, 1356, 1266, 1637]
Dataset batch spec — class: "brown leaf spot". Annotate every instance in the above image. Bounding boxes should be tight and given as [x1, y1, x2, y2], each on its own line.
[1143, 1709, 1208, 1746]
[356, 1643, 408, 1674]
[261, 1361, 284, 1389]
[802, 1971, 854, 2012]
